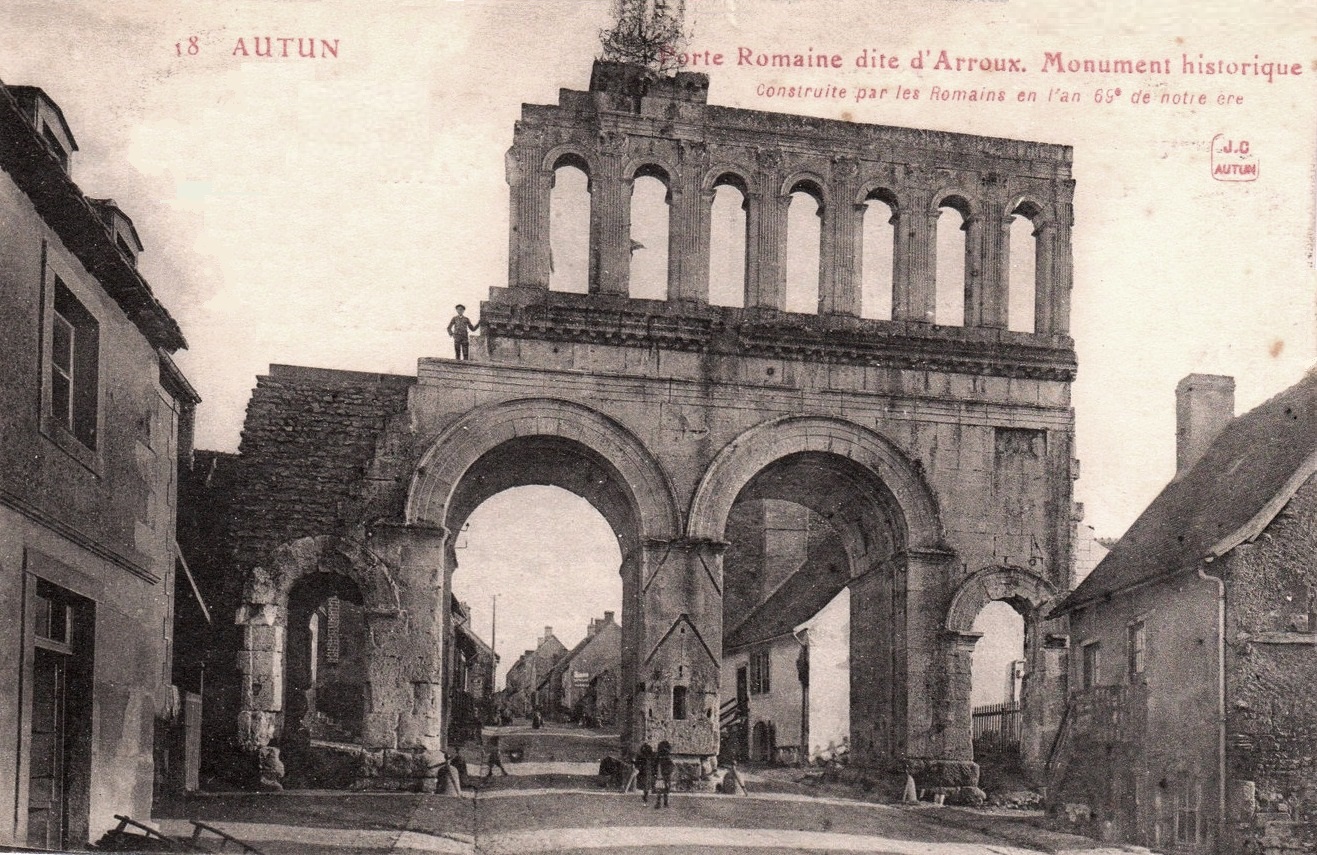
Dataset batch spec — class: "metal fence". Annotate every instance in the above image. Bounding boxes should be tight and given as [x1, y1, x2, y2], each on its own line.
[972, 701, 1022, 751]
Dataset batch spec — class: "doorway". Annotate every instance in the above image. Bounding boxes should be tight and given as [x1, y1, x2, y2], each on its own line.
[26, 580, 93, 850]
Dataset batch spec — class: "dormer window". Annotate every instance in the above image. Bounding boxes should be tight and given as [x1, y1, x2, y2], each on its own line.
[116, 235, 136, 266]
[9, 86, 78, 176]
[89, 199, 144, 266]
[40, 122, 69, 171]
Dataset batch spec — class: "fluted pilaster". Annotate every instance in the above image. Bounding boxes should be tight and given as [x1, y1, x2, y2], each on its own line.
[506, 150, 551, 289]
[590, 163, 632, 297]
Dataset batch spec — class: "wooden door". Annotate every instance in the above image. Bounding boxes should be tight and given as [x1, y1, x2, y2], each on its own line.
[28, 648, 68, 849]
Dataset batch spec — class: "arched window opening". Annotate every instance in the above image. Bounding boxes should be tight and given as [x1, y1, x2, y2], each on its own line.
[860, 192, 897, 320]
[784, 182, 823, 314]
[549, 157, 590, 294]
[709, 174, 748, 308]
[969, 600, 1026, 761]
[935, 198, 970, 326]
[286, 574, 368, 745]
[454, 486, 623, 727]
[629, 167, 671, 301]
[1008, 202, 1042, 333]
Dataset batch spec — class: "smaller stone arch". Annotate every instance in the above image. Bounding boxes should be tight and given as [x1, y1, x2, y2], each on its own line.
[542, 145, 598, 180]
[702, 164, 753, 194]
[626, 158, 677, 188]
[241, 534, 401, 617]
[1005, 194, 1052, 227]
[930, 188, 978, 219]
[780, 171, 829, 206]
[945, 565, 1056, 634]
[855, 183, 902, 211]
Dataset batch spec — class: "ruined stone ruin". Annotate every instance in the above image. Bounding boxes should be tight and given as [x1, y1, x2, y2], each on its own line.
[217, 60, 1078, 795]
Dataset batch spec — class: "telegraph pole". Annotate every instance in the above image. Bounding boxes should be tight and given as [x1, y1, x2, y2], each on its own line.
[491, 594, 498, 690]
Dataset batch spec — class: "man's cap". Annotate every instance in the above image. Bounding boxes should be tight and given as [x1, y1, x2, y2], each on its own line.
[455, 304, 466, 311]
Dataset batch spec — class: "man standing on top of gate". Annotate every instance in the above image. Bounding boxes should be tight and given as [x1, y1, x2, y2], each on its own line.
[447, 304, 480, 360]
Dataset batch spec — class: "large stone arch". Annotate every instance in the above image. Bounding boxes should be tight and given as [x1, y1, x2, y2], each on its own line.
[688, 415, 943, 549]
[406, 397, 681, 541]
[689, 415, 949, 769]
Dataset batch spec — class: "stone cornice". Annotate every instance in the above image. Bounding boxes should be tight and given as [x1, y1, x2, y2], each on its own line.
[481, 289, 1077, 383]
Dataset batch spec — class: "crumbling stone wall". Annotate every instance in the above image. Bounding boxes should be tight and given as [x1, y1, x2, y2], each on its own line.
[1226, 475, 1317, 853]
[228, 365, 416, 568]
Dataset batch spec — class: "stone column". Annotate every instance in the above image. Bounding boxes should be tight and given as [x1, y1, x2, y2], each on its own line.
[899, 548, 977, 784]
[823, 201, 863, 316]
[234, 566, 288, 790]
[358, 525, 448, 789]
[590, 158, 632, 297]
[1022, 627, 1070, 778]
[746, 179, 788, 310]
[976, 214, 1012, 330]
[668, 175, 710, 303]
[631, 538, 725, 771]
[235, 583, 285, 754]
[1032, 222, 1055, 335]
[506, 145, 551, 290]
[619, 550, 643, 749]
[899, 206, 939, 323]
[941, 630, 982, 760]
[849, 568, 895, 765]
[1048, 204, 1074, 336]
[960, 214, 986, 328]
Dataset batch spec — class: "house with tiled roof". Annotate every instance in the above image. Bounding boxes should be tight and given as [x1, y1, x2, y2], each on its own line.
[1048, 370, 1317, 855]
[719, 500, 852, 765]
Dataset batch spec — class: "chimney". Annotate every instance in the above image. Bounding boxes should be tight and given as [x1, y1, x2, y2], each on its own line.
[1175, 374, 1235, 475]
[542, 626, 553, 643]
[604, 610, 616, 624]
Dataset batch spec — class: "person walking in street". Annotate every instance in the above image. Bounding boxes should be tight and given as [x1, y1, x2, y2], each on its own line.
[447, 304, 479, 360]
[654, 741, 674, 808]
[484, 734, 509, 779]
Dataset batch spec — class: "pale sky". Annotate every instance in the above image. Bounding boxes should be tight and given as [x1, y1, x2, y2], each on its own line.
[5, 0, 1314, 685]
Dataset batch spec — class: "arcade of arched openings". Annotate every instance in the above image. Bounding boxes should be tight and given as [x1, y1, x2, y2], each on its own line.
[214, 60, 1078, 798]
[509, 66, 1072, 335]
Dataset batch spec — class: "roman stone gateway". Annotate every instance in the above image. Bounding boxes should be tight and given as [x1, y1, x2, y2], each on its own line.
[210, 60, 1078, 792]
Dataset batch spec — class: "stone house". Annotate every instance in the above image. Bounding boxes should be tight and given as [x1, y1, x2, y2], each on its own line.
[542, 612, 621, 721]
[505, 628, 567, 717]
[451, 598, 498, 722]
[1048, 371, 1317, 854]
[582, 666, 621, 727]
[720, 501, 851, 765]
[0, 82, 198, 847]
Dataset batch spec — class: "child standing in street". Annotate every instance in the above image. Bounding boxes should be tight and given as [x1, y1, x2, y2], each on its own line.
[654, 741, 674, 809]
[633, 743, 655, 803]
[484, 734, 509, 779]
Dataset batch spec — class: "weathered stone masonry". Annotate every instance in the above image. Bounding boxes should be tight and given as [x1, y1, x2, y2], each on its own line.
[201, 61, 1079, 793]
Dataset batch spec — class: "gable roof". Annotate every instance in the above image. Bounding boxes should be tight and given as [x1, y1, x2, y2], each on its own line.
[1052, 369, 1317, 616]
[725, 557, 850, 650]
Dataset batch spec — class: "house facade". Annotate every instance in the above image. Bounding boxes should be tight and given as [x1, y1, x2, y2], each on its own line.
[1049, 371, 1317, 855]
[0, 83, 196, 847]
[720, 500, 851, 765]
[551, 612, 621, 721]
[504, 628, 567, 718]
